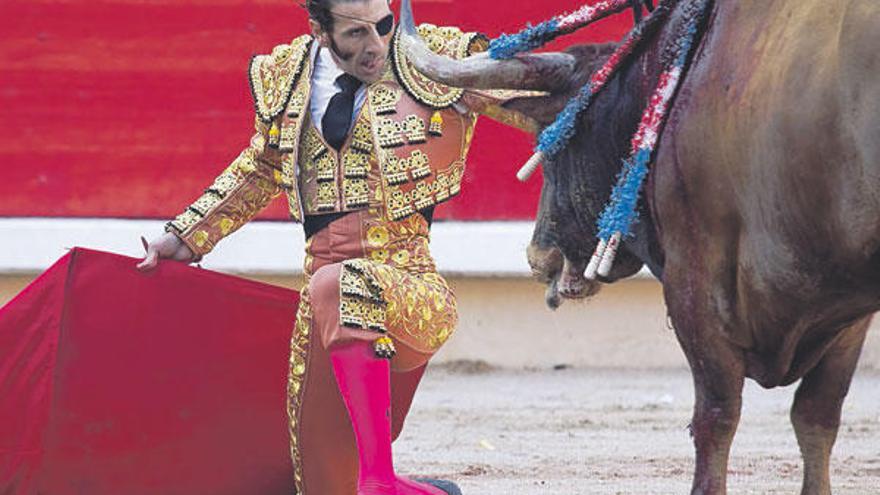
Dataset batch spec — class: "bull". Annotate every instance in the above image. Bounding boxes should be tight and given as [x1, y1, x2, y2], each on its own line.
[399, 0, 880, 493]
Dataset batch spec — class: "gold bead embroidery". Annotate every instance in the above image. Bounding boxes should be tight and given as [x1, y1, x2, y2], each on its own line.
[351, 120, 374, 153]
[412, 181, 436, 211]
[391, 26, 481, 109]
[302, 127, 326, 161]
[314, 150, 335, 182]
[249, 35, 311, 123]
[342, 151, 370, 179]
[434, 172, 451, 202]
[316, 182, 336, 211]
[369, 85, 402, 115]
[376, 118, 404, 148]
[387, 187, 414, 220]
[279, 124, 296, 152]
[191, 195, 220, 216]
[343, 178, 370, 209]
[450, 166, 463, 196]
[167, 209, 200, 233]
[409, 150, 432, 180]
[287, 89, 307, 118]
[383, 153, 410, 186]
[402, 114, 427, 144]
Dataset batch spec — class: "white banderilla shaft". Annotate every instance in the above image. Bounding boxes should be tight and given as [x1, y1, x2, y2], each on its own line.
[597, 231, 622, 277]
[517, 152, 544, 182]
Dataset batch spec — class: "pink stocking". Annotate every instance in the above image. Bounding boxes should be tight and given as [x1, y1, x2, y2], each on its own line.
[329, 341, 446, 495]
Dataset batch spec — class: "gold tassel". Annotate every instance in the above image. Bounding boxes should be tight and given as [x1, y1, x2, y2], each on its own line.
[373, 335, 396, 359]
[429, 111, 443, 136]
[268, 122, 281, 148]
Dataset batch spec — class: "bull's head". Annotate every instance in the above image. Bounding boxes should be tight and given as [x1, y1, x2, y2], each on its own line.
[399, 0, 653, 308]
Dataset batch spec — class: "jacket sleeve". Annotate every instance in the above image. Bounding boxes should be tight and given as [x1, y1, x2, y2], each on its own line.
[164, 117, 283, 259]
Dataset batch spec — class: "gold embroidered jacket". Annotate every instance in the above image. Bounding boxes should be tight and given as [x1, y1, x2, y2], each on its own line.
[165, 24, 535, 258]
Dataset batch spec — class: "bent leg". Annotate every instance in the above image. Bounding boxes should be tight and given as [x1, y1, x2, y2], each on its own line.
[289, 277, 431, 495]
[791, 317, 869, 495]
[303, 264, 446, 495]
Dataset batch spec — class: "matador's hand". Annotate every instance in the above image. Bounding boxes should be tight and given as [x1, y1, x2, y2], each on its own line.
[136, 233, 196, 271]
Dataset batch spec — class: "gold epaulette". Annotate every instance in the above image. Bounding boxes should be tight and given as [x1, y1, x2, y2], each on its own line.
[248, 35, 313, 123]
[391, 24, 488, 109]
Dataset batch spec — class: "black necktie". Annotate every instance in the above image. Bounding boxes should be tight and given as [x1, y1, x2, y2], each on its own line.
[322, 73, 362, 151]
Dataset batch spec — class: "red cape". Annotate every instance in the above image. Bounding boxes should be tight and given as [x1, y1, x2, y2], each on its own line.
[0, 248, 300, 494]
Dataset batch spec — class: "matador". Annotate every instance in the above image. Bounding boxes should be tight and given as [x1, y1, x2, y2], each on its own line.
[138, 0, 531, 493]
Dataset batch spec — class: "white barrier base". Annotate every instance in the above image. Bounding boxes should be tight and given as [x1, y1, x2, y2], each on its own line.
[0, 218, 538, 276]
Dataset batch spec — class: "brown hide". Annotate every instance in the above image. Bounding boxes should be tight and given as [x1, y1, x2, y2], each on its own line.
[655, 0, 880, 387]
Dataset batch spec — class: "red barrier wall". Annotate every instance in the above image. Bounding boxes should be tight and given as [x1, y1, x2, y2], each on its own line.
[0, 0, 629, 221]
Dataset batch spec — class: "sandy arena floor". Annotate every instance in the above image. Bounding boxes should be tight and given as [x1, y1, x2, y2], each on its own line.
[395, 364, 880, 494]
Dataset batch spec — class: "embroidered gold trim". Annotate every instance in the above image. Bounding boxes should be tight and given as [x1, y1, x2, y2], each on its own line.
[435, 173, 451, 202]
[429, 110, 444, 136]
[287, 285, 312, 494]
[373, 336, 396, 359]
[249, 35, 312, 123]
[301, 126, 325, 160]
[339, 260, 388, 333]
[167, 209, 200, 234]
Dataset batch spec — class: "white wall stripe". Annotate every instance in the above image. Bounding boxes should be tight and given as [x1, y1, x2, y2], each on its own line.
[0, 218, 655, 279]
[0, 218, 538, 276]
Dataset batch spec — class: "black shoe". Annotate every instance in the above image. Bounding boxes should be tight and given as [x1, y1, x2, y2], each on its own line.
[414, 478, 462, 495]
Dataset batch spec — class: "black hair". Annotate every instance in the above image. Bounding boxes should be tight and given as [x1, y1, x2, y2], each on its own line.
[305, 0, 335, 32]
[305, 0, 367, 33]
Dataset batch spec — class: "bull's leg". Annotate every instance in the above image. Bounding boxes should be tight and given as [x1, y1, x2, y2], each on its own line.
[687, 347, 745, 495]
[672, 314, 745, 495]
[790, 318, 869, 495]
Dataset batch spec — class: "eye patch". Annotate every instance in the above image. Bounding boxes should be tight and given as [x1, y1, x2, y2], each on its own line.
[375, 14, 395, 36]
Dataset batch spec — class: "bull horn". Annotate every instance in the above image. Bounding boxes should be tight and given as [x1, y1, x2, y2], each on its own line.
[398, 0, 576, 92]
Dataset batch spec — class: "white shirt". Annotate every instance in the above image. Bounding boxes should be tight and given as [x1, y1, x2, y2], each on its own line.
[309, 43, 368, 138]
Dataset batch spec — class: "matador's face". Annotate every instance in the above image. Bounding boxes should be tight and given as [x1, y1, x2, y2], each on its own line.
[313, 0, 395, 84]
